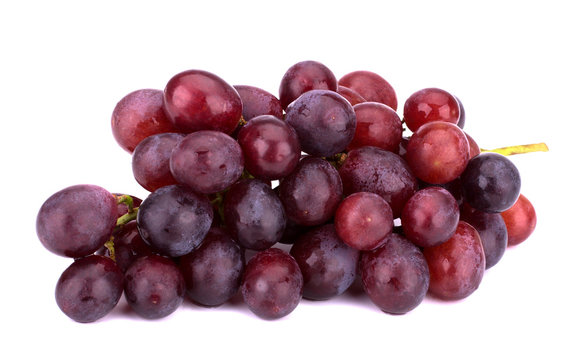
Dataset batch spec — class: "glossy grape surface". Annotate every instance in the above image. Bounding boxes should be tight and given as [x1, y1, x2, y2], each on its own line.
[237, 115, 301, 180]
[500, 194, 536, 246]
[55, 255, 123, 323]
[360, 233, 429, 314]
[170, 130, 244, 194]
[223, 178, 286, 250]
[279, 60, 337, 109]
[241, 248, 303, 320]
[37, 185, 118, 258]
[233, 85, 283, 121]
[285, 89, 356, 157]
[179, 228, 244, 307]
[461, 153, 521, 213]
[461, 204, 508, 268]
[338, 70, 398, 110]
[136, 184, 213, 257]
[334, 192, 394, 251]
[339, 146, 418, 218]
[124, 255, 185, 319]
[403, 87, 460, 132]
[111, 89, 176, 153]
[348, 102, 402, 152]
[163, 69, 242, 134]
[406, 121, 470, 184]
[290, 224, 359, 300]
[278, 157, 343, 226]
[423, 221, 485, 300]
[337, 85, 366, 106]
[132, 133, 185, 192]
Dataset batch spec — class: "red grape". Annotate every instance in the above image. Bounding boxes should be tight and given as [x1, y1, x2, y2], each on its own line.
[461, 204, 508, 268]
[338, 70, 398, 110]
[347, 102, 402, 152]
[233, 85, 283, 121]
[279, 60, 337, 109]
[500, 194, 536, 246]
[337, 85, 366, 106]
[403, 87, 460, 132]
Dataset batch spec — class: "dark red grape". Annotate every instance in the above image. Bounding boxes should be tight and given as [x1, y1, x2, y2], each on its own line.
[461, 204, 508, 269]
[401, 187, 460, 248]
[163, 69, 242, 134]
[113, 193, 142, 219]
[500, 194, 536, 246]
[124, 255, 185, 319]
[360, 233, 429, 314]
[423, 221, 485, 300]
[241, 248, 303, 320]
[237, 115, 301, 181]
[132, 132, 185, 192]
[278, 219, 311, 245]
[278, 60, 337, 109]
[136, 184, 213, 257]
[334, 192, 394, 251]
[170, 130, 244, 194]
[347, 102, 402, 152]
[37, 185, 118, 258]
[406, 121, 470, 184]
[233, 85, 283, 121]
[179, 228, 244, 307]
[461, 152, 521, 213]
[337, 85, 366, 106]
[111, 89, 176, 153]
[55, 255, 123, 323]
[285, 89, 356, 157]
[106, 221, 155, 272]
[338, 70, 398, 110]
[278, 157, 343, 226]
[403, 88, 460, 132]
[223, 178, 286, 250]
[338, 146, 418, 218]
[465, 132, 481, 159]
[456, 96, 466, 129]
[290, 224, 359, 300]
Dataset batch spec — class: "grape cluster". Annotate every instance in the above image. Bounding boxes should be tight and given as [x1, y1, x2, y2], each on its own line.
[36, 60, 541, 322]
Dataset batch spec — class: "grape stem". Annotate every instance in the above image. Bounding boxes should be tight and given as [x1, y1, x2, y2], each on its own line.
[108, 194, 140, 262]
[481, 142, 549, 156]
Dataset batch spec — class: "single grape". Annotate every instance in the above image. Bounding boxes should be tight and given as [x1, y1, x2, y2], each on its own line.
[423, 221, 485, 300]
[461, 152, 521, 213]
[241, 248, 303, 320]
[136, 184, 213, 257]
[233, 85, 283, 121]
[461, 204, 508, 268]
[403, 88, 460, 132]
[456, 96, 466, 129]
[285, 89, 356, 157]
[290, 224, 359, 300]
[55, 255, 123, 323]
[37, 185, 118, 258]
[360, 233, 429, 314]
[347, 102, 402, 152]
[338, 70, 398, 110]
[223, 178, 286, 250]
[401, 186, 460, 248]
[278, 156, 343, 226]
[124, 255, 185, 319]
[132, 132, 185, 192]
[237, 115, 301, 181]
[338, 146, 418, 218]
[278, 60, 337, 109]
[111, 89, 176, 153]
[334, 192, 394, 251]
[337, 85, 366, 106]
[170, 130, 244, 194]
[405, 121, 470, 184]
[465, 132, 481, 159]
[500, 194, 536, 246]
[179, 228, 244, 307]
[163, 69, 242, 134]
[104, 221, 155, 272]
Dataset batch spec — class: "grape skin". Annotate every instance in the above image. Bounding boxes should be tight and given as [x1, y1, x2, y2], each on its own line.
[279, 60, 337, 109]
[338, 70, 398, 110]
[461, 204, 508, 269]
[233, 85, 283, 122]
[500, 194, 536, 246]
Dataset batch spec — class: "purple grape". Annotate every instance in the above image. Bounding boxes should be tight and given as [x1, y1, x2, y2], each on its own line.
[136, 184, 213, 257]
[285, 89, 356, 157]
[289, 224, 360, 300]
[37, 185, 118, 258]
[105, 221, 155, 273]
[233, 85, 283, 121]
[241, 248, 303, 320]
[124, 255, 185, 319]
[461, 204, 508, 269]
[278, 156, 343, 226]
[278, 60, 337, 109]
[179, 228, 244, 307]
[170, 130, 244, 194]
[223, 179, 286, 250]
[55, 255, 123, 323]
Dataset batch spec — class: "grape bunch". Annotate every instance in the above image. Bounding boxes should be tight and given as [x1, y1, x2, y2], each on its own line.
[36, 60, 545, 322]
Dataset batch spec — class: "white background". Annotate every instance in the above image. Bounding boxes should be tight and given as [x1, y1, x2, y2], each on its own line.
[1, 1, 575, 359]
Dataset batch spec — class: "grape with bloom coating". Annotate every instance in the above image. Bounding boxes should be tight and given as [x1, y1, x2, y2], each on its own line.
[279, 60, 337, 109]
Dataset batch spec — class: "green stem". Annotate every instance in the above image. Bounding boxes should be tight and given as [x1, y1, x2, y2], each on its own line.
[116, 208, 138, 227]
[481, 142, 549, 156]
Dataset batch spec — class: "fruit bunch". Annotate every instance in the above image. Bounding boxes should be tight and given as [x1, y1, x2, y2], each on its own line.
[36, 60, 545, 323]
